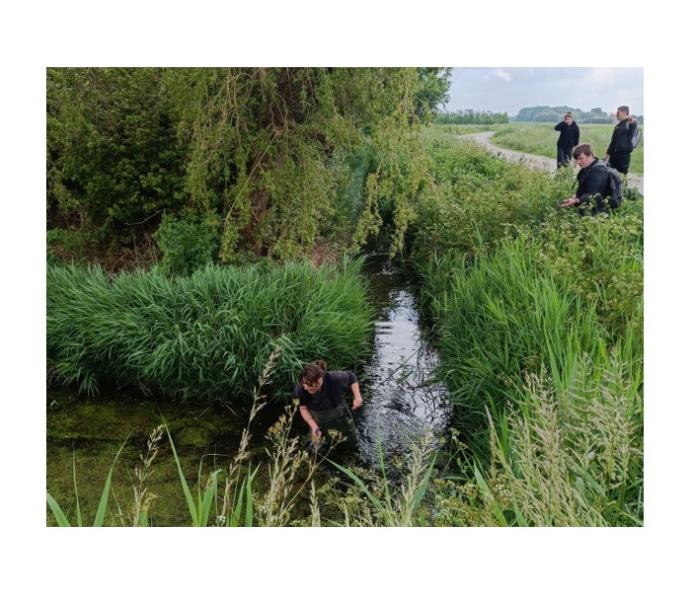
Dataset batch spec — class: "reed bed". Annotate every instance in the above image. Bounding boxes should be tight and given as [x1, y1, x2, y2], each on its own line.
[47, 259, 374, 403]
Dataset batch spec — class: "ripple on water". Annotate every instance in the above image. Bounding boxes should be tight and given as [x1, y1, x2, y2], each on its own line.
[356, 284, 451, 468]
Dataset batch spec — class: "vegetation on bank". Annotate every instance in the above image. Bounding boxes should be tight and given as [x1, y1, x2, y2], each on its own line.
[47, 260, 373, 403]
[409, 133, 643, 525]
[490, 123, 644, 174]
[47, 67, 451, 268]
[46, 70, 643, 526]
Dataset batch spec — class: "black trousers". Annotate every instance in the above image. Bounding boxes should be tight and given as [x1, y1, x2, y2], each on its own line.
[557, 145, 573, 168]
[609, 151, 631, 175]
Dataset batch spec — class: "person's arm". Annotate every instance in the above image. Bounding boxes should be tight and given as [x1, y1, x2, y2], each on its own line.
[555, 122, 564, 131]
[350, 382, 363, 410]
[559, 195, 579, 207]
[574, 124, 580, 146]
[299, 405, 321, 437]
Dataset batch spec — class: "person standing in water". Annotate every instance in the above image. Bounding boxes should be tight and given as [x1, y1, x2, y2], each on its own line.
[293, 360, 363, 447]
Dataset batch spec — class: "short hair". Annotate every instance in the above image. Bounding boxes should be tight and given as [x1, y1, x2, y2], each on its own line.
[617, 105, 630, 115]
[564, 111, 573, 118]
[573, 143, 594, 158]
[300, 360, 327, 385]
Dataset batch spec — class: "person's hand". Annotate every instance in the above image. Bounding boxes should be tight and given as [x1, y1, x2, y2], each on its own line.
[310, 425, 322, 440]
[352, 396, 363, 411]
[559, 197, 578, 208]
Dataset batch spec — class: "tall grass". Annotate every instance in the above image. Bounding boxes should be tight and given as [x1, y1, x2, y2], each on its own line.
[410, 134, 573, 260]
[408, 137, 643, 525]
[47, 259, 374, 403]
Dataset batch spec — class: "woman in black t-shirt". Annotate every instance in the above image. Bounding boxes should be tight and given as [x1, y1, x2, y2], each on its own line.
[293, 360, 363, 446]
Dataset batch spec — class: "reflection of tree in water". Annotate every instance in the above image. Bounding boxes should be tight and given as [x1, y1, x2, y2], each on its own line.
[357, 286, 451, 469]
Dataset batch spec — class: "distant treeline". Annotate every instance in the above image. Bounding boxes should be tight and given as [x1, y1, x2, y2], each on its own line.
[435, 109, 509, 125]
[513, 105, 644, 124]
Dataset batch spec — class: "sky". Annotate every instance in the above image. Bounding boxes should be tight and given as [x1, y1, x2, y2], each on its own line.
[446, 68, 644, 116]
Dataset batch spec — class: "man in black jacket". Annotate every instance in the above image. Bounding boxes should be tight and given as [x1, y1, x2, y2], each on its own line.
[554, 112, 580, 168]
[559, 143, 611, 214]
[604, 105, 638, 175]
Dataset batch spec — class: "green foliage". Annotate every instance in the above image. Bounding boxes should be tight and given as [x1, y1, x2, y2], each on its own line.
[48, 67, 451, 262]
[47, 228, 98, 265]
[413, 68, 453, 122]
[47, 68, 187, 233]
[480, 365, 643, 526]
[47, 259, 374, 403]
[154, 211, 219, 276]
[411, 134, 572, 260]
[406, 136, 642, 525]
[435, 109, 509, 125]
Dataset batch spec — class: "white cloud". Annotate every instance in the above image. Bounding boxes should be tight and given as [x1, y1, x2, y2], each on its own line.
[494, 68, 513, 82]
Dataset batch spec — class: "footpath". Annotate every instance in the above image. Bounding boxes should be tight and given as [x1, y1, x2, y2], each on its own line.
[460, 131, 644, 194]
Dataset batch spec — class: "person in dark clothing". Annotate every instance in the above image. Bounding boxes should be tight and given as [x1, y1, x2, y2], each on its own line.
[294, 360, 363, 448]
[604, 105, 638, 175]
[559, 143, 612, 214]
[554, 112, 580, 168]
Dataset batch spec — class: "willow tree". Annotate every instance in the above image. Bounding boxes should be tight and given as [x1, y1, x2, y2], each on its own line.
[47, 67, 451, 261]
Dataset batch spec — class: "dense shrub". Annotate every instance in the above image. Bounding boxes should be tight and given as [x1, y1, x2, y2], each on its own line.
[47, 260, 374, 403]
[410, 137, 572, 259]
[154, 212, 219, 277]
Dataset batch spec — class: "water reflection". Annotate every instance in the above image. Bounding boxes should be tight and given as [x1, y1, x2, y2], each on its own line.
[357, 262, 451, 467]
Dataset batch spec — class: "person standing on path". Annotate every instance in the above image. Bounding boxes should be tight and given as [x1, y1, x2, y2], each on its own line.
[604, 105, 638, 175]
[554, 112, 580, 168]
[294, 360, 363, 448]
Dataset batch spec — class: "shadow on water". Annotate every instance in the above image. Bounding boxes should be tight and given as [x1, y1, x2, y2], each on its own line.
[356, 254, 451, 469]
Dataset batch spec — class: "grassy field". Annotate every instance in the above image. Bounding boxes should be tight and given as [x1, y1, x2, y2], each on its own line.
[490, 123, 644, 174]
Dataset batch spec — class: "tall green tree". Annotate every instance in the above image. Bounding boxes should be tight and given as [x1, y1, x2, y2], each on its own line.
[47, 67, 451, 261]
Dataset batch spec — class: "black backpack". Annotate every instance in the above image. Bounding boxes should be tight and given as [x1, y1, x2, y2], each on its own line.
[630, 125, 642, 150]
[604, 164, 624, 209]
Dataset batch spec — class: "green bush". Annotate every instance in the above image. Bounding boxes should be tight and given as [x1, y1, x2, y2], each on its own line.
[154, 212, 219, 277]
[410, 137, 572, 260]
[47, 260, 374, 403]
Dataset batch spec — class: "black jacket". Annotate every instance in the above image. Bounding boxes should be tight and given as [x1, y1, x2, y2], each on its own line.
[576, 159, 609, 205]
[554, 121, 580, 148]
[606, 118, 638, 154]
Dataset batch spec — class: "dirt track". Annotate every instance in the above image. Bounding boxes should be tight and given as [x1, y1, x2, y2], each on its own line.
[460, 131, 644, 194]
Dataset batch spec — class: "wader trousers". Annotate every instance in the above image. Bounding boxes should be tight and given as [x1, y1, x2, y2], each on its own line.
[311, 403, 359, 449]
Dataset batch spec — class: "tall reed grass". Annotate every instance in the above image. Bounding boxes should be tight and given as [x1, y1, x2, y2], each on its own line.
[409, 137, 643, 525]
[47, 259, 374, 403]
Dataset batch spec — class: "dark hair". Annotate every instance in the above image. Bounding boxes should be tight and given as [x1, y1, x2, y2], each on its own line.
[300, 360, 327, 385]
[564, 111, 573, 118]
[617, 105, 630, 115]
[573, 143, 594, 158]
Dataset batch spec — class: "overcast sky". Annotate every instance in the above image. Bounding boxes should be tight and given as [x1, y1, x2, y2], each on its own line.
[446, 68, 644, 116]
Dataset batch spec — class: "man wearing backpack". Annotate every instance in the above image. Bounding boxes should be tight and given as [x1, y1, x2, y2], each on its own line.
[604, 105, 639, 175]
[554, 111, 580, 168]
[559, 143, 621, 214]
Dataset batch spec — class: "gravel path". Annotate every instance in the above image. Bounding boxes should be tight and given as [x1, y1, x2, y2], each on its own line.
[460, 131, 644, 194]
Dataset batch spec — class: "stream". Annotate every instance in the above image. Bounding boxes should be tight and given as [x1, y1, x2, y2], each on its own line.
[46, 256, 451, 524]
